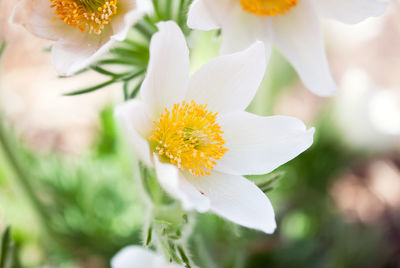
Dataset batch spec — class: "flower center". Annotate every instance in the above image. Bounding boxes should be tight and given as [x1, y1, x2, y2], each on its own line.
[50, 0, 118, 34]
[150, 101, 228, 177]
[240, 0, 298, 16]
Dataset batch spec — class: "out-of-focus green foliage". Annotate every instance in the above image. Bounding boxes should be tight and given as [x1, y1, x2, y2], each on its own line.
[0, 108, 145, 267]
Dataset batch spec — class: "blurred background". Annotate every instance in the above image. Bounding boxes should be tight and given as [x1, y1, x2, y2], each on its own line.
[0, 0, 400, 267]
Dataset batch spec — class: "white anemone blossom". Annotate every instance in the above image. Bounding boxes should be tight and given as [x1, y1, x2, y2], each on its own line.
[187, 0, 388, 96]
[11, 0, 150, 76]
[111, 246, 183, 268]
[115, 21, 314, 234]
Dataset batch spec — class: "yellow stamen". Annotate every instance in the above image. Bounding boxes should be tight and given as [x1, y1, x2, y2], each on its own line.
[150, 101, 229, 177]
[50, 0, 118, 34]
[240, 0, 298, 16]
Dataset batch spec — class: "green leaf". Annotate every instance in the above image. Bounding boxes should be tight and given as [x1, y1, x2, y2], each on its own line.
[178, 245, 192, 268]
[151, 0, 162, 20]
[57, 67, 89, 78]
[129, 80, 144, 99]
[64, 69, 145, 96]
[63, 78, 117, 96]
[123, 81, 129, 101]
[0, 227, 14, 268]
[0, 41, 6, 59]
[110, 47, 149, 63]
[134, 20, 156, 40]
[121, 69, 145, 81]
[246, 171, 285, 194]
[124, 39, 149, 51]
[96, 58, 141, 66]
[91, 65, 120, 77]
[145, 224, 153, 246]
[164, 0, 173, 20]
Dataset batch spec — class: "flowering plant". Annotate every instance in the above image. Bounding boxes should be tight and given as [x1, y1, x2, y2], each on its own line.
[0, 0, 394, 267]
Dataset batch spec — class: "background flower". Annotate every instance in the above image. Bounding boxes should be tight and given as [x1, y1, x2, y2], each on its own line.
[11, 0, 148, 75]
[187, 0, 388, 96]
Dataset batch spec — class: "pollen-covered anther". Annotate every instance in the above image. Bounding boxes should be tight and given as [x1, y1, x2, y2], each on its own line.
[150, 101, 228, 177]
[50, 0, 118, 34]
[240, 0, 298, 17]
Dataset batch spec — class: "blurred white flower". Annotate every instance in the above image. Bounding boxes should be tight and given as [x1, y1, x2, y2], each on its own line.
[115, 21, 314, 234]
[334, 68, 400, 151]
[187, 0, 388, 96]
[111, 246, 183, 268]
[11, 0, 149, 76]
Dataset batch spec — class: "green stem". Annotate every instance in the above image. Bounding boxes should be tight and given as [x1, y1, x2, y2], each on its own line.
[0, 119, 51, 232]
[151, 0, 162, 20]
[167, 240, 183, 265]
[165, 0, 173, 20]
[177, 0, 185, 26]
[123, 81, 129, 101]
[177, 245, 192, 268]
[137, 164, 195, 267]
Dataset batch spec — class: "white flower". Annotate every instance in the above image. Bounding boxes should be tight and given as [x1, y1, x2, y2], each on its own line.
[115, 21, 314, 234]
[11, 0, 149, 76]
[187, 0, 388, 96]
[111, 246, 183, 268]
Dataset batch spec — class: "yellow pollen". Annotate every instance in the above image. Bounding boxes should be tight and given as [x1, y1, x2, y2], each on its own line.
[50, 0, 118, 34]
[240, 0, 298, 16]
[150, 101, 229, 177]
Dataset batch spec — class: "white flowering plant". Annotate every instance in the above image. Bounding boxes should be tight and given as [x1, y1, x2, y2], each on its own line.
[0, 0, 395, 267]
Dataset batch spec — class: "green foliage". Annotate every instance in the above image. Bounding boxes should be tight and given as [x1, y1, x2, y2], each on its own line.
[0, 109, 145, 266]
[246, 171, 285, 194]
[0, 227, 20, 268]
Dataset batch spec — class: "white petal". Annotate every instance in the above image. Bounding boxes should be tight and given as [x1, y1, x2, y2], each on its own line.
[186, 41, 266, 114]
[272, 0, 337, 96]
[154, 156, 210, 212]
[52, 28, 115, 76]
[186, 171, 276, 233]
[114, 100, 153, 167]
[218, 2, 273, 56]
[215, 112, 315, 175]
[136, 0, 154, 13]
[187, 0, 222, 30]
[313, 0, 389, 24]
[140, 21, 190, 119]
[10, 0, 80, 41]
[187, 0, 273, 57]
[111, 0, 145, 41]
[111, 246, 182, 268]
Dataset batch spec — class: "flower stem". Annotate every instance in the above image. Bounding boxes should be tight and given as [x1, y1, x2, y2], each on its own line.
[138, 163, 195, 266]
[0, 118, 54, 235]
